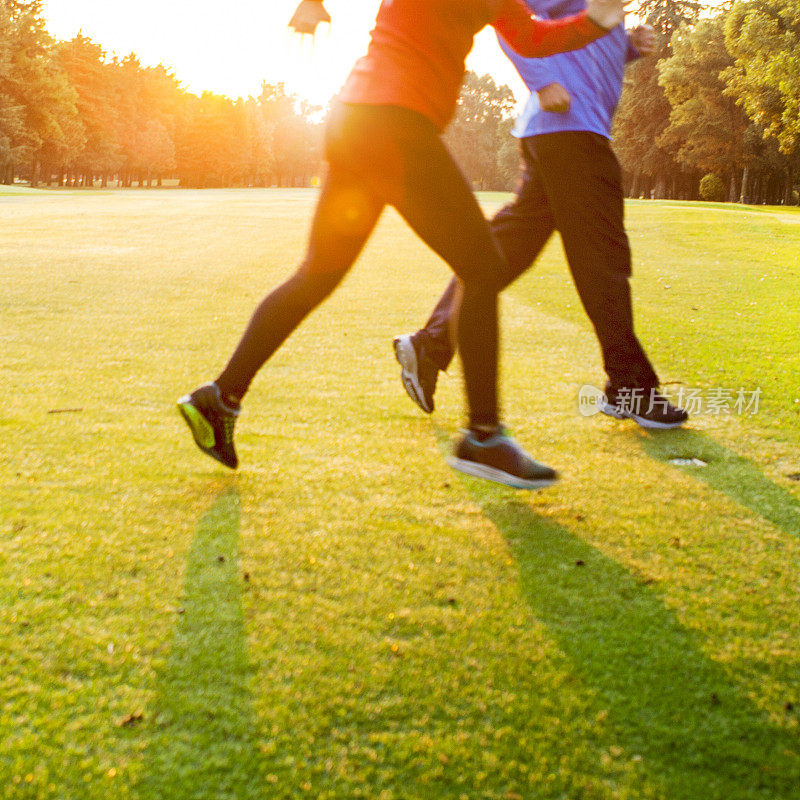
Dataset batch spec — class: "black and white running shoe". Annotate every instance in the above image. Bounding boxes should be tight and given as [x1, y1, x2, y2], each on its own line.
[393, 334, 439, 414]
[600, 384, 688, 429]
[447, 426, 558, 490]
[177, 382, 240, 469]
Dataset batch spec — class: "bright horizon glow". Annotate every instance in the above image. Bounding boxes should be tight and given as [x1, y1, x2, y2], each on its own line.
[41, 0, 528, 109]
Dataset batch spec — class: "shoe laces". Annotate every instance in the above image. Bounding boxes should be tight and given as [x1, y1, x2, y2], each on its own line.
[220, 412, 236, 444]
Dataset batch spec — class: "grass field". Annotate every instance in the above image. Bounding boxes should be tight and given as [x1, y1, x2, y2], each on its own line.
[2, 188, 799, 800]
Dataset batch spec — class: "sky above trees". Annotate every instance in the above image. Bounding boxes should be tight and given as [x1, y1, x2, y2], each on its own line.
[40, 0, 527, 106]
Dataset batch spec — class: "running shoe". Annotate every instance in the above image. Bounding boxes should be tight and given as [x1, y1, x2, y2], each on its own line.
[600, 383, 688, 429]
[447, 426, 558, 489]
[177, 382, 240, 468]
[393, 334, 439, 414]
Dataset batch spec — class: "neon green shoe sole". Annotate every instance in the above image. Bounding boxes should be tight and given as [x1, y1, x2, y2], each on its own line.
[177, 397, 215, 450]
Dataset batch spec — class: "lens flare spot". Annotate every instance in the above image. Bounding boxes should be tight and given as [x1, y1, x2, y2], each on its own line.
[326, 186, 375, 237]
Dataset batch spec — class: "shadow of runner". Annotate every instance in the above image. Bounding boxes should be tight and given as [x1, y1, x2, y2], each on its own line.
[460, 488, 798, 799]
[136, 485, 267, 800]
[637, 428, 800, 536]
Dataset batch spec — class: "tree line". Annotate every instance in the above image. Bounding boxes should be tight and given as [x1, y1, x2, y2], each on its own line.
[0, 0, 322, 188]
[1, 0, 799, 202]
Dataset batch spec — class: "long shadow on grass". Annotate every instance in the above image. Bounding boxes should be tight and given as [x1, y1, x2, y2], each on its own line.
[135, 486, 267, 799]
[461, 487, 799, 799]
[636, 428, 800, 536]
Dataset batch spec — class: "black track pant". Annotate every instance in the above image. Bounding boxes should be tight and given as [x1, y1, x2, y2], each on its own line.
[216, 103, 507, 427]
[416, 131, 659, 391]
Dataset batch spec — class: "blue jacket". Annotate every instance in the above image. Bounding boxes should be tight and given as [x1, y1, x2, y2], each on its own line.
[500, 0, 640, 139]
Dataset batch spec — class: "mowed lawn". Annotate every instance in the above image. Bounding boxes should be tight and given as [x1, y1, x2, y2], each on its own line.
[1, 187, 799, 800]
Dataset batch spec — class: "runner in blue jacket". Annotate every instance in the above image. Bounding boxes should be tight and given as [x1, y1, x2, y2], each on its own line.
[394, 0, 689, 429]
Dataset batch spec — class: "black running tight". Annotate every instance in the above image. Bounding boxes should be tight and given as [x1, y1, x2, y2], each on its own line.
[216, 103, 507, 428]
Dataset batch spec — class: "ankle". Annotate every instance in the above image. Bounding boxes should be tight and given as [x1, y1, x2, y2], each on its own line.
[469, 422, 501, 442]
[214, 383, 241, 412]
[221, 393, 241, 412]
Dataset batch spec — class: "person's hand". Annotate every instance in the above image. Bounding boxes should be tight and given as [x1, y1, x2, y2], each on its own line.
[628, 23, 656, 55]
[585, 0, 628, 30]
[289, 0, 331, 35]
[537, 82, 571, 113]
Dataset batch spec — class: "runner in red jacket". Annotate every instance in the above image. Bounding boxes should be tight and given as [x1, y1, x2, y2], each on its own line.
[178, 0, 626, 489]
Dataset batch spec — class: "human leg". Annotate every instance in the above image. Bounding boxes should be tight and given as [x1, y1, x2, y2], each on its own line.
[179, 104, 384, 467]
[489, 146, 557, 281]
[215, 168, 383, 403]
[411, 277, 461, 371]
[380, 110, 556, 486]
[396, 142, 557, 414]
[180, 103, 557, 484]
[531, 132, 686, 427]
[530, 132, 660, 390]
[415, 143, 556, 371]
[387, 116, 507, 429]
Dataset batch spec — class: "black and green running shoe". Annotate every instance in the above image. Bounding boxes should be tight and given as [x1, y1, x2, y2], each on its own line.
[447, 426, 558, 490]
[177, 382, 240, 469]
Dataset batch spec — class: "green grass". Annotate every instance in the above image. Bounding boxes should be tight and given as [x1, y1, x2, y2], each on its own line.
[1, 189, 799, 799]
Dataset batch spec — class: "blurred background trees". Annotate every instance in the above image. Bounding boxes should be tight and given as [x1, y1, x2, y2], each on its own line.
[0, 0, 797, 201]
[614, 0, 799, 203]
[444, 71, 519, 191]
[0, 0, 322, 187]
